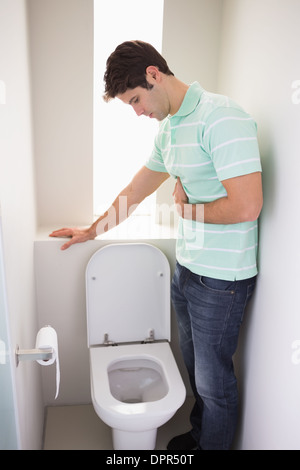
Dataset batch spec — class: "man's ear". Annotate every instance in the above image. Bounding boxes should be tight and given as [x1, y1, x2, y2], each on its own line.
[146, 66, 161, 83]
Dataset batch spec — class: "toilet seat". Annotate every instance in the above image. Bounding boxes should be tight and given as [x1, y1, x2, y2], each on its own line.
[89, 342, 186, 432]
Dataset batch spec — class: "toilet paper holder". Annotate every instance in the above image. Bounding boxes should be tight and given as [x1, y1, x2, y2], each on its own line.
[15, 345, 53, 367]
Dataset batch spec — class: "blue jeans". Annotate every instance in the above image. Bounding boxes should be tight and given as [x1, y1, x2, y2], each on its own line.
[171, 262, 256, 450]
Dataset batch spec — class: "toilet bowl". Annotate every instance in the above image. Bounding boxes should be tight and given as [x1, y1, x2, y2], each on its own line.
[86, 243, 186, 450]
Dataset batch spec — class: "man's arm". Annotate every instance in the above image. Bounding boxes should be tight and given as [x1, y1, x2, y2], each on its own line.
[50, 166, 169, 250]
[173, 172, 263, 224]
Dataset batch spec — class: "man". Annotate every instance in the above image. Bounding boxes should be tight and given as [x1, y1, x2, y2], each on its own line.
[50, 40, 263, 450]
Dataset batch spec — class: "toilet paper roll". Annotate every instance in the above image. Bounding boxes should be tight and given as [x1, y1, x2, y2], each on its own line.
[35, 326, 60, 399]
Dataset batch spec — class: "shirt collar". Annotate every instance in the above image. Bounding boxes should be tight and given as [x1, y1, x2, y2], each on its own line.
[170, 82, 204, 119]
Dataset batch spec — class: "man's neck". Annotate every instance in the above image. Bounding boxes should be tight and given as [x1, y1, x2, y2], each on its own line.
[166, 76, 189, 116]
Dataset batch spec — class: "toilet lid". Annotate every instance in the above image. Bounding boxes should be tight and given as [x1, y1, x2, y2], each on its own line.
[86, 243, 171, 346]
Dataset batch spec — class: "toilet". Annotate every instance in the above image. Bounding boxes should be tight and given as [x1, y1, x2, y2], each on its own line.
[85, 243, 186, 450]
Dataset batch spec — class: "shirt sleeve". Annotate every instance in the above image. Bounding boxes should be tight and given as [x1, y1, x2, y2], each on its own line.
[202, 107, 262, 181]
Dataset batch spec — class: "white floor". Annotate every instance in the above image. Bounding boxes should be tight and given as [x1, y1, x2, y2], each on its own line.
[43, 397, 194, 450]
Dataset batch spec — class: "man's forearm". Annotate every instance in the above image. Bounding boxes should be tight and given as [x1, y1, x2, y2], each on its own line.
[175, 173, 263, 225]
[93, 167, 170, 236]
[180, 195, 261, 225]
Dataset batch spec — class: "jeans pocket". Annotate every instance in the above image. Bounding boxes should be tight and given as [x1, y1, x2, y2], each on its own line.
[199, 275, 236, 295]
[187, 277, 236, 345]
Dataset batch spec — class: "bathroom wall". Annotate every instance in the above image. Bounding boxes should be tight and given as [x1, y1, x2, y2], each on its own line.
[218, 0, 300, 450]
[27, 0, 94, 227]
[0, 0, 43, 450]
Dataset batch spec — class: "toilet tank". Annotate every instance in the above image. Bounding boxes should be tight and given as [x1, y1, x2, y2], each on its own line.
[86, 243, 171, 346]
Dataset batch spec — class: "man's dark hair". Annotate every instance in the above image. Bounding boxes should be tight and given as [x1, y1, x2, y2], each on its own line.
[103, 40, 174, 101]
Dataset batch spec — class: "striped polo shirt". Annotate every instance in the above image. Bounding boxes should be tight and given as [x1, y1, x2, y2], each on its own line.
[145, 82, 262, 280]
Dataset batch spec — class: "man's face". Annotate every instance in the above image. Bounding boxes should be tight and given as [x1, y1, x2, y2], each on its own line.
[117, 81, 170, 122]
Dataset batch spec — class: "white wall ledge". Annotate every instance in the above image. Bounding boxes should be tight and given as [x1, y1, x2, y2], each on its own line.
[36, 215, 178, 242]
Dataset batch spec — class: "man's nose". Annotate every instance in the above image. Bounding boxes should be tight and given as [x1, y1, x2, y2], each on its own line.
[133, 105, 144, 117]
